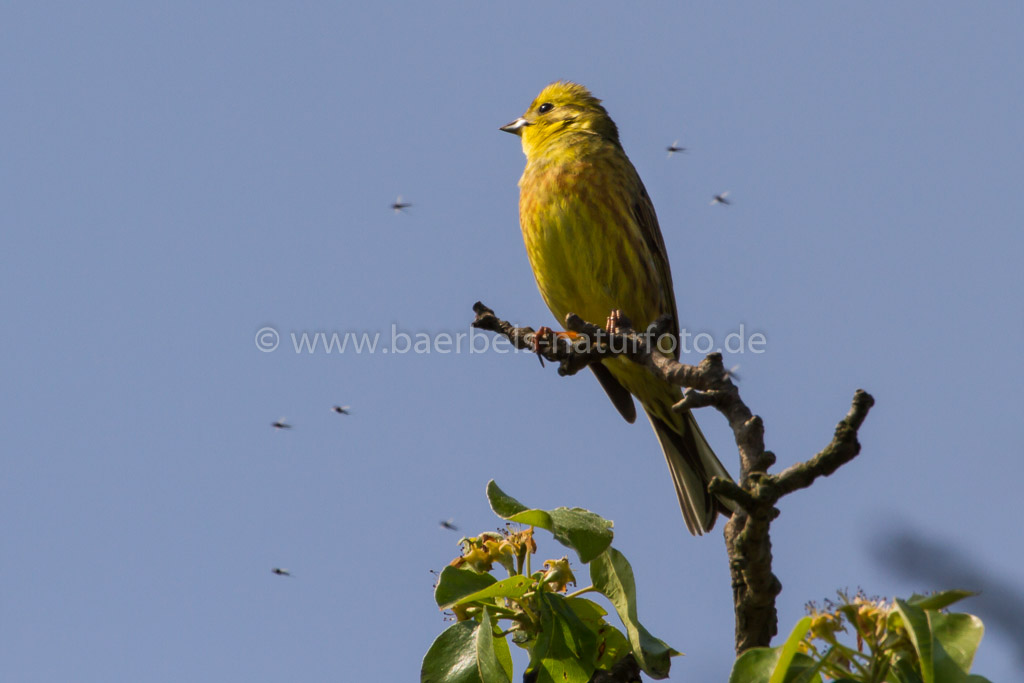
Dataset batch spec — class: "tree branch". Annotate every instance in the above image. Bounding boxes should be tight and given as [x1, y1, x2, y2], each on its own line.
[471, 302, 875, 655]
[773, 390, 875, 496]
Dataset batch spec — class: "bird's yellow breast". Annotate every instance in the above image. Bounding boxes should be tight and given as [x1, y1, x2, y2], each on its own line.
[517, 145, 684, 424]
[519, 153, 663, 332]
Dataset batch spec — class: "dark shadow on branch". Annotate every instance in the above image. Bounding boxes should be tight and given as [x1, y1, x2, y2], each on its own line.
[473, 302, 874, 656]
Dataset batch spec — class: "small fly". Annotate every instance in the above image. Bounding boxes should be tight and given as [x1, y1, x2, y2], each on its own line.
[666, 140, 687, 157]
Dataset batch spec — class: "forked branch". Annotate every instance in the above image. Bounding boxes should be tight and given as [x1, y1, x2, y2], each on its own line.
[471, 302, 874, 657]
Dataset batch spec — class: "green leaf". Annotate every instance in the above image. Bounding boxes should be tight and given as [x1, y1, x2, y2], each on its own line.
[531, 593, 569, 662]
[891, 654, 925, 683]
[730, 647, 779, 683]
[563, 597, 609, 621]
[729, 647, 782, 683]
[782, 653, 823, 683]
[529, 657, 591, 683]
[476, 607, 511, 683]
[422, 622, 477, 683]
[486, 480, 613, 563]
[589, 547, 676, 678]
[492, 620, 514, 681]
[562, 598, 630, 670]
[528, 593, 595, 683]
[895, 598, 985, 683]
[546, 593, 599, 662]
[448, 575, 533, 609]
[435, 566, 498, 610]
[770, 616, 812, 683]
[895, 600, 937, 683]
[421, 616, 507, 683]
[728, 617, 820, 683]
[928, 611, 984, 677]
[906, 590, 976, 611]
[729, 650, 821, 683]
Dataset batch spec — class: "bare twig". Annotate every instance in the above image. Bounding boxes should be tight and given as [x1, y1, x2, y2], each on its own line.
[471, 302, 875, 655]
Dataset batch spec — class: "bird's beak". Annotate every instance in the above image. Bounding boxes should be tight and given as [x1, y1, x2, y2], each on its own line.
[500, 117, 530, 136]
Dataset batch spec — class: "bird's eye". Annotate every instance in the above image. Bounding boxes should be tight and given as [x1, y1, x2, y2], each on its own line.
[538, 103, 554, 114]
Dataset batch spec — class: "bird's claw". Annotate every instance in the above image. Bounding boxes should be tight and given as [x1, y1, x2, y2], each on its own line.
[533, 326, 554, 366]
[605, 309, 632, 334]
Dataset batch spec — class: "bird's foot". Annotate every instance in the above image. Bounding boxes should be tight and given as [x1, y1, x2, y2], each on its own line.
[533, 326, 553, 366]
[605, 309, 633, 334]
[532, 327, 580, 367]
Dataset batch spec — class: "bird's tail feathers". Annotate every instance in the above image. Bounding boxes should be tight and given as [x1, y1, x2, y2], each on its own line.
[647, 409, 736, 535]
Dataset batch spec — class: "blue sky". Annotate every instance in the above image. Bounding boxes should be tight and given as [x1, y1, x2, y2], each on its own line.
[2, 2, 1022, 681]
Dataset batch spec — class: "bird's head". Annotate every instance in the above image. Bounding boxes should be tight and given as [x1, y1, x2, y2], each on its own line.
[501, 81, 620, 158]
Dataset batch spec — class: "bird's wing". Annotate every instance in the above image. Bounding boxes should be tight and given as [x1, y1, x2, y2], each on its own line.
[629, 177, 681, 358]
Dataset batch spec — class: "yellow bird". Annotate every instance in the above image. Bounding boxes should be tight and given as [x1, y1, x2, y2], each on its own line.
[501, 81, 733, 534]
